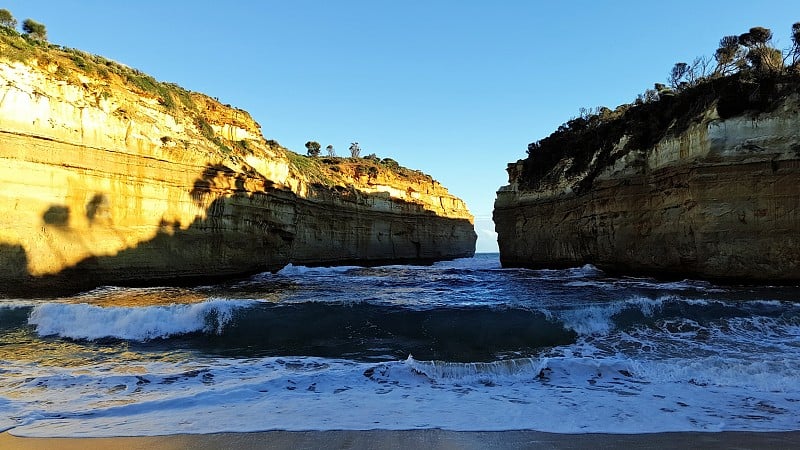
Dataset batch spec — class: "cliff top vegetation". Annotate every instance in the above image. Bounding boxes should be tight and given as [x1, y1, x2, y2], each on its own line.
[0, 10, 436, 191]
[519, 22, 800, 192]
[0, 19, 261, 163]
[285, 150, 436, 190]
[1, 22, 198, 111]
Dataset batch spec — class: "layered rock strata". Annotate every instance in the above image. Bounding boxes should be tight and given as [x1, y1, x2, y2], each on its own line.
[0, 47, 475, 295]
[494, 83, 800, 281]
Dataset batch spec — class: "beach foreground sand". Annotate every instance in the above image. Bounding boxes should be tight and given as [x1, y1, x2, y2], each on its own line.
[2, 430, 800, 449]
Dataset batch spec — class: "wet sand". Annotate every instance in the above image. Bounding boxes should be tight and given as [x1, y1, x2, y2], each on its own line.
[2, 430, 800, 449]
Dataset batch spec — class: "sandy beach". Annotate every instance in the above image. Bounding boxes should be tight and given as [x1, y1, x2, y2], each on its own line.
[2, 430, 800, 449]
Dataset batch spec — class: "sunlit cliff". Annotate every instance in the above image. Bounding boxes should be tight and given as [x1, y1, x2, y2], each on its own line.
[0, 31, 476, 294]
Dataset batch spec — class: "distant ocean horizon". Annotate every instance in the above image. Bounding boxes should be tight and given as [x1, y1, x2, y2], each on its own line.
[2, 254, 799, 437]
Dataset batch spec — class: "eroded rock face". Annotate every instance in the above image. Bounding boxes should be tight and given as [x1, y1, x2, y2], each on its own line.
[494, 93, 800, 281]
[0, 57, 475, 295]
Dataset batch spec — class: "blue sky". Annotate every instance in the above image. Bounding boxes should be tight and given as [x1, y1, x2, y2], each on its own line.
[4, 1, 799, 252]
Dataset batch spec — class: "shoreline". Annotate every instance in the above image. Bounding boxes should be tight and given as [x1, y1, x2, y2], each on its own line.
[3, 430, 800, 449]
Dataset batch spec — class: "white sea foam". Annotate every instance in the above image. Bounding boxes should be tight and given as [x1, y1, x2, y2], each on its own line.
[276, 264, 362, 277]
[557, 304, 622, 335]
[404, 356, 546, 382]
[4, 348, 800, 438]
[566, 264, 604, 277]
[4, 257, 800, 437]
[531, 264, 603, 279]
[6, 296, 800, 436]
[555, 296, 675, 335]
[0, 300, 37, 309]
[565, 276, 729, 293]
[432, 256, 502, 271]
[27, 299, 254, 341]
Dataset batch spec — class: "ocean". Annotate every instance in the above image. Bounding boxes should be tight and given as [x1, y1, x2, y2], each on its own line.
[1, 253, 799, 437]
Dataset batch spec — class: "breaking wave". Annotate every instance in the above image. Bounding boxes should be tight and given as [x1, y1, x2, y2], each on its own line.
[28, 299, 254, 341]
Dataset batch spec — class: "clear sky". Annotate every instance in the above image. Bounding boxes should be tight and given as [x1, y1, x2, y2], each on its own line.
[4, 1, 798, 252]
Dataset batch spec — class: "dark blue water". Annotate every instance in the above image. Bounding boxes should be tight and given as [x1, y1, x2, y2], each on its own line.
[2, 254, 800, 436]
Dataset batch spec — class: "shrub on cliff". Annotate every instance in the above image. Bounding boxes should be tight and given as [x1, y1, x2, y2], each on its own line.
[349, 142, 361, 158]
[0, 9, 17, 29]
[22, 18, 46, 41]
[747, 46, 784, 73]
[711, 26, 784, 76]
[738, 27, 783, 73]
[381, 158, 400, 169]
[791, 22, 800, 70]
[668, 58, 712, 90]
[305, 141, 321, 157]
[714, 35, 745, 76]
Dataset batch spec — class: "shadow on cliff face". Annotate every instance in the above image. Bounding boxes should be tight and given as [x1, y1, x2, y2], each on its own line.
[42, 205, 70, 226]
[0, 243, 29, 283]
[86, 193, 112, 225]
[0, 163, 476, 297]
[0, 164, 294, 297]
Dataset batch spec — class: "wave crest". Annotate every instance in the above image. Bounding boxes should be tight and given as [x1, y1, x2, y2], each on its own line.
[404, 356, 547, 382]
[28, 299, 254, 341]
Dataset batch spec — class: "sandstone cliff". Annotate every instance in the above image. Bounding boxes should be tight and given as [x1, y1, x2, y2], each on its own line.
[0, 32, 475, 295]
[494, 73, 800, 281]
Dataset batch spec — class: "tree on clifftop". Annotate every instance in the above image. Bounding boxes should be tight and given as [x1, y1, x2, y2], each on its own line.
[667, 56, 711, 91]
[739, 27, 782, 72]
[739, 26, 772, 48]
[325, 144, 335, 157]
[349, 142, 361, 158]
[305, 141, 321, 157]
[22, 18, 46, 40]
[668, 62, 690, 89]
[0, 9, 17, 29]
[747, 46, 783, 73]
[789, 22, 800, 69]
[714, 35, 743, 75]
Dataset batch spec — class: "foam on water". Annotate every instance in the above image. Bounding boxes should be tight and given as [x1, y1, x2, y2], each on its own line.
[28, 298, 256, 341]
[565, 278, 728, 293]
[404, 355, 547, 382]
[551, 295, 674, 335]
[0, 300, 37, 309]
[3, 256, 800, 437]
[4, 345, 800, 437]
[532, 264, 603, 280]
[276, 264, 361, 277]
[433, 256, 502, 271]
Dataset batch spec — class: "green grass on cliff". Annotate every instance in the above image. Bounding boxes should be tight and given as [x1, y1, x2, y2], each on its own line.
[0, 27, 439, 187]
[0, 27, 251, 161]
[285, 151, 435, 188]
[0, 27, 195, 113]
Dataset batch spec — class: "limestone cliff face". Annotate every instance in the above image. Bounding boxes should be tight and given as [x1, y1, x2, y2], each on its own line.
[494, 78, 800, 281]
[0, 41, 475, 294]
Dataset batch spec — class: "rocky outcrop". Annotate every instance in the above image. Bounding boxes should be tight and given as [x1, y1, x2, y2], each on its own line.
[494, 76, 800, 281]
[0, 37, 475, 295]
